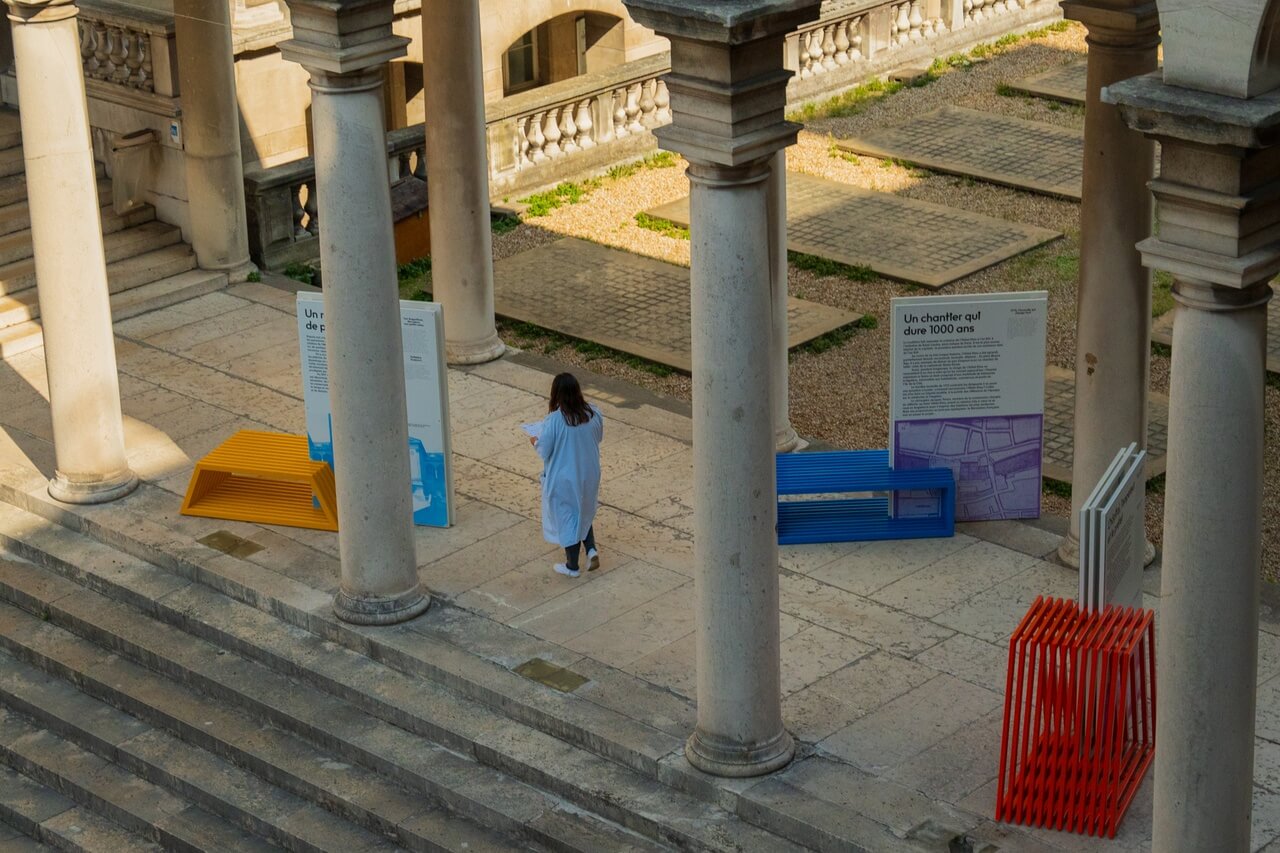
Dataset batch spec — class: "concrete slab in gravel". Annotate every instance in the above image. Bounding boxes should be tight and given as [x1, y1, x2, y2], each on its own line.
[836, 105, 1084, 199]
[1006, 61, 1088, 104]
[1041, 365, 1169, 483]
[493, 237, 860, 371]
[1153, 294, 1280, 375]
[644, 173, 1061, 288]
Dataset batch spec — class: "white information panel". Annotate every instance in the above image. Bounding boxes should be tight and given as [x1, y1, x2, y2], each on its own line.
[1079, 442, 1145, 612]
[297, 293, 454, 528]
[889, 291, 1048, 521]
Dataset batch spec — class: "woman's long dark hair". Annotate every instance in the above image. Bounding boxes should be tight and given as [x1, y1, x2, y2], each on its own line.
[549, 373, 593, 426]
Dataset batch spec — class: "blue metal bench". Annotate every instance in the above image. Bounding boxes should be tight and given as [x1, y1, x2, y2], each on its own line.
[776, 449, 955, 544]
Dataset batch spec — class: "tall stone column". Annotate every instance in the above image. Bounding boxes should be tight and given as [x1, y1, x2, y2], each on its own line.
[623, 0, 821, 778]
[1057, 0, 1158, 567]
[1108, 73, 1280, 851]
[6, 0, 136, 504]
[768, 150, 801, 453]
[280, 1, 428, 626]
[420, 0, 503, 365]
[173, 0, 255, 280]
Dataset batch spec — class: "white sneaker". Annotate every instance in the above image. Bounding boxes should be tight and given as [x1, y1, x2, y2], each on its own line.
[586, 548, 600, 572]
[554, 563, 580, 578]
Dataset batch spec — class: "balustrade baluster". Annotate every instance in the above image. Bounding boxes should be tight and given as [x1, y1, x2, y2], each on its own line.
[833, 20, 850, 64]
[909, 2, 924, 40]
[303, 179, 319, 235]
[798, 31, 814, 78]
[93, 22, 111, 81]
[136, 34, 153, 91]
[820, 25, 837, 70]
[108, 26, 129, 84]
[412, 148, 427, 180]
[124, 29, 144, 87]
[654, 79, 671, 124]
[559, 104, 578, 154]
[638, 79, 656, 127]
[575, 99, 595, 148]
[527, 112, 548, 161]
[612, 89, 628, 139]
[896, 4, 911, 44]
[625, 83, 642, 134]
[850, 18, 864, 60]
[292, 183, 309, 238]
[807, 28, 824, 71]
[542, 107, 562, 157]
[80, 20, 97, 76]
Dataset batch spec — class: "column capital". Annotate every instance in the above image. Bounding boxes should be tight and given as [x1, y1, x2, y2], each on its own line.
[279, 0, 407, 77]
[4, 0, 76, 25]
[624, 0, 820, 167]
[1060, 0, 1158, 41]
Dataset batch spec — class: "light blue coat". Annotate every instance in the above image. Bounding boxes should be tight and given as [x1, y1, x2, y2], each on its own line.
[537, 405, 603, 547]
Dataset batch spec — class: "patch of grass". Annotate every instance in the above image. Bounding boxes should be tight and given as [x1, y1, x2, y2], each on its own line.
[500, 320, 675, 377]
[491, 213, 521, 235]
[788, 77, 905, 122]
[1007, 244, 1079, 290]
[795, 315, 878, 355]
[520, 178, 602, 217]
[827, 139, 859, 164]
[995, 82, 1021, 97]
[1146, 473, 1165, 495]
[1151, 342, 1172, 358]
[283, 261, 317, 287]
[246, 270, 262, 283]
[634, 212, 690, 240]
[606, 150, 678, 181]
[789, 251, 877, 282]
[1152, 270, 1175, 317]
[1042, 478, 1071, 499]
[397, 256, 432, 301]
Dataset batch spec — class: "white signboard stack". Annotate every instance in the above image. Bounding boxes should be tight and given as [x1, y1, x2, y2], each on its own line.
[1079, 442, 1146, 611]
[297, 293, 454, 528]
[889, 291, 1048, 522]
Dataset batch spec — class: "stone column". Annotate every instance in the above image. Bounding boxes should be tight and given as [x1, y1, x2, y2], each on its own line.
[420, 0, 503, 365]
[6, 0, 137, 504]
[1108, 73, 1280, 851]
[1057, 0, 1158, 567]
[280, 1, 428, 626]
[768, 150, 801, 453]
[173, 0, 255, 280]
[623, 0, 821, 778]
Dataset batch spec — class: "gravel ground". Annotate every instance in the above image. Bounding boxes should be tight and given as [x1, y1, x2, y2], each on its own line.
[491, 22, 1280, 580]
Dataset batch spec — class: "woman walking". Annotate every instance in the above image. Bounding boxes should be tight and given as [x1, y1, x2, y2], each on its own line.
[533, 373, 603, 578]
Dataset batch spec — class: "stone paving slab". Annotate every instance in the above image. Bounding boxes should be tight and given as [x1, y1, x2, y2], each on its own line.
[1042, 365, 1169, 483]
[643, 173, 1061, 288]
[836, 105, 1084, 200]
[1007, 60, 1088, 104]
[493, 237, 861, 371]
[1153, 295, 1280, 375]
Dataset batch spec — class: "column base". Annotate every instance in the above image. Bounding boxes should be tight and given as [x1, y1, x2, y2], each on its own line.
[48, 468, 139, 505]
[685, 726, 795, 778]
[446, 334, 505, 366]
[775, 426, 806, 454]
[219, 259, 260, 285]
[333, 584, 431, 626]
[1057, 532, 1156, 569]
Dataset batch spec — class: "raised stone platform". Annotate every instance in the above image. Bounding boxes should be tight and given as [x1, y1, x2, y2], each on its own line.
[837, 106, 1084, 200]
[493, 237, 861, 371]
[644, 173, 1060, 288]
[1153, 296, 1280, 375]
[1007, 61, 1087, 104]
[1042, 365, 1169, 483]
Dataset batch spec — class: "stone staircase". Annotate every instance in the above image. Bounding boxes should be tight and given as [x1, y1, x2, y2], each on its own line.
[0, 498, 887, 853]
[0, 108, 227, 360]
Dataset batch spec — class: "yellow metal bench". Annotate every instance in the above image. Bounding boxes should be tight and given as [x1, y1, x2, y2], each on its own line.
[180, 430, 338, 531]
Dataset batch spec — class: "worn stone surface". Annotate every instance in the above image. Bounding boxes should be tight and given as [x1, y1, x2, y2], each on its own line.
[493, 238, 860, 370]
[1042, 366, 1169, 483]
[837, 105, 1084, 199]
[645, 173, 1061, 288]
[1008, 60, 1088, 104]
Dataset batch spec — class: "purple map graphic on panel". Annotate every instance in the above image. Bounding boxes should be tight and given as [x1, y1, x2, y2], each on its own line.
[894, 415, 1043, 520]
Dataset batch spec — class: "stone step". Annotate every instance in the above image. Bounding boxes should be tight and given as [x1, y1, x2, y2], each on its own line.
[0, 518, 809, 853]
[0, 492, 932, 853]
[0, 203, 155, 268]
[0, 147, 25, 179]
[0, 761, 161, 853]
[0, 242, 197, 331]
[0, 220, 183, 299]
[0, 110, 22, 153]
[0, 161, 104, 209]
[0, 179, 111, 239]
[0, 686, 303, 853]
[0, 268, 227, 360]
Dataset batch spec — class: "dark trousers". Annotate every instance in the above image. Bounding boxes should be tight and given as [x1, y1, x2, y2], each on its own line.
[564, 526, 596, 571]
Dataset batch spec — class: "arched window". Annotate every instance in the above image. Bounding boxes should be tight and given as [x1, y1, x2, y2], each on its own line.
[504, 30, 540, 95]
[501, 12, 624, 97]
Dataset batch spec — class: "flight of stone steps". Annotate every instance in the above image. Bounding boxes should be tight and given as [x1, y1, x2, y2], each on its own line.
[0, 108, 226, 360]
[0, 497, 896, 853]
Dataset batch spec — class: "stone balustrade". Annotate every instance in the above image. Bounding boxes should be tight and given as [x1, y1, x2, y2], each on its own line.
[77, 0, 179, 103]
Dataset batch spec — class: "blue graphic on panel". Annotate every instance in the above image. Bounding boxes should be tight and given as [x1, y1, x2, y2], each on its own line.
[408, 438, 448, 527]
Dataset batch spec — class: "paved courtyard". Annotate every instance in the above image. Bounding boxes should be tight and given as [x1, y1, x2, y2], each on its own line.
[2, 283, 1280, 850]
[1008, 61, 1088, 104]
[837, 106, 1084, 199]
[644, 173, 1061, 288]
[493, 237, 860, 371]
